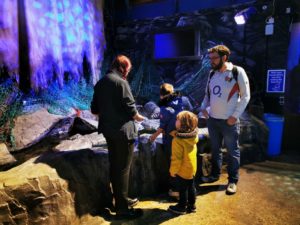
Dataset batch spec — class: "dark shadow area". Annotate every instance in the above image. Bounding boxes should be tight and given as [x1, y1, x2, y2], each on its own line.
[17, 0, 31, 92]
[101, 208, 178, 225]
[82, 53, 92, 85]
[69, 117, 97, 136]
[196, 184, 227, 196]
[9, 138, 61, 169]
[34, 148, 113, 217]
[268, 150, 300, 165]
[269, 153, 300, 165]
[243, 159, 300, 177]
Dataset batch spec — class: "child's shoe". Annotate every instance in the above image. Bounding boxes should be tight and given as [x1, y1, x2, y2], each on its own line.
[168, 204, 186, 215]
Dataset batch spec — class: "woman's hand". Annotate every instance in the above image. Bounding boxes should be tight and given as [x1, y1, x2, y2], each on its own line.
[133, 113, 145, 122]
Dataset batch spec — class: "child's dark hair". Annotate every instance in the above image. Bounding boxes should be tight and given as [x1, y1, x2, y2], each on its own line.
[176, 111, 198, 133]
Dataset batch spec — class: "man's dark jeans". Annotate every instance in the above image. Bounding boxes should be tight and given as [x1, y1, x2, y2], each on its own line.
[207, 117, 240, 183]
[106, 137, 134, 213]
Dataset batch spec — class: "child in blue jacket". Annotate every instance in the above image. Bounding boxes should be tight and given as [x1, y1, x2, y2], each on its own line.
[149, 83, 193, 197]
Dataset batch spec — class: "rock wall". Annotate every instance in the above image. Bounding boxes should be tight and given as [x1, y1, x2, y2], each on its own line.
[0, 104, 268, 224]
[0, 138, 169, 224]
[0, 158, 78, 225]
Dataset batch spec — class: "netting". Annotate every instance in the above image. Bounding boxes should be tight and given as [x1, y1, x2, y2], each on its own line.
[177, 58, 211, 93]
[24, 79, 94, 116]
[130, 56, 212, 107]
[0, 79, 23, 146]
[129, 59, 161, 103]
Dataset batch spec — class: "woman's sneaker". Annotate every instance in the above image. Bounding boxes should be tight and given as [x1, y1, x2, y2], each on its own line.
[168, 204, 186, 215]
[186, 204, 196, 213]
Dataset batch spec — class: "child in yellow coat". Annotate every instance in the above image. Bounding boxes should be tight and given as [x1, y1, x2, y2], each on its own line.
[168, 111, 199, 215]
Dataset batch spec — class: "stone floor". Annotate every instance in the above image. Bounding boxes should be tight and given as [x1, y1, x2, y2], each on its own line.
[82, 154, 300, 225]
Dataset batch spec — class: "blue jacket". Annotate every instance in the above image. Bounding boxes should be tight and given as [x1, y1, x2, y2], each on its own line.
[159, 93, 191, 148]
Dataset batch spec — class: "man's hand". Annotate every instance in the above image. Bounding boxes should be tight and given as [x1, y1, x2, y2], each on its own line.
[227, 116, 237, 126]
[149, 134, 156, 143]
[201, 109, 209, 119]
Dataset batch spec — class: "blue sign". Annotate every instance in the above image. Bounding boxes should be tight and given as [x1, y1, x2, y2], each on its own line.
[266, 69, 286, 93]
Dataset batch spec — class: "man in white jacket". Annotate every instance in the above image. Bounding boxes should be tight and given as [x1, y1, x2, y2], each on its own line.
[200, 45, 250, 194]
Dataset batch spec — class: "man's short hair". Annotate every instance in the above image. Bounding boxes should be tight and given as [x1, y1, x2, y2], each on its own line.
[111, 55, 132, 75]
[208, 45, 231, 58]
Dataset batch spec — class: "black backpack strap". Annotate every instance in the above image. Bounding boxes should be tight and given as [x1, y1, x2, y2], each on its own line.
[209, 70, 215, 80]
[207, 70, 215, 99]
[227, 65, 240, 101]
[232, 66, 238, 82]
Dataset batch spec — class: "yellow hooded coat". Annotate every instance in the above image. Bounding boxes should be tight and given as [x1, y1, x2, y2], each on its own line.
[169, 130, 199, 180]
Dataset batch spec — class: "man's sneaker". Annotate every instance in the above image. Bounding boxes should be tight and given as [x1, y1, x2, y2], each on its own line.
[201, 176, 219, 183]
[168, 204, 186, 215]
[226, 183, 237, 194]
[186, 204, 196, 213]
[168, 189, 179, 199]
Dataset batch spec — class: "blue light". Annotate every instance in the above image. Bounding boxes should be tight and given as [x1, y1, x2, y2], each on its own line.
[2, 0, 106, 91]
[38, 31, 46, 38]
[154, 30, 196, 59]
[63, 0, 70, 8]
[77, 21, 83, 27]
[83, 33, 90, 41]
[84, 14, 90, 21]
[64, 20, 70, 27]
[74, 5, 82, 15]
[39, 18, 46, 27]
[57, 2, 63, 10]
[66, 33, 76, 43]
[68, 15, 75, 24]
[45, 12, 55, 20]
[53, 37, 61, 46]
[57, 14, 64, 22]
[33, 2, 42, 9]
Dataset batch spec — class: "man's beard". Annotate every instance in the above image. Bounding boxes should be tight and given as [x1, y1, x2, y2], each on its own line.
[211, 60, 224, 70]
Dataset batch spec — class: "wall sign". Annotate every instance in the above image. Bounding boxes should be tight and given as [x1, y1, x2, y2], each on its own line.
[266, 69, 286, 93]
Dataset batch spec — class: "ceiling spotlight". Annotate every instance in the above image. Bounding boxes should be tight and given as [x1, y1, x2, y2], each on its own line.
[234, 6, 257, 25]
